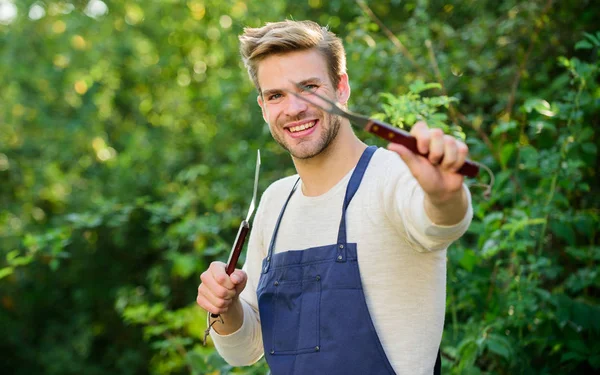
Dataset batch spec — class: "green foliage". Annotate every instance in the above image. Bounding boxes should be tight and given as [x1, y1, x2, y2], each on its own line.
[374, 28, 599, 375]
[1, 1, 599, 374]
[374, 80, 461, 136]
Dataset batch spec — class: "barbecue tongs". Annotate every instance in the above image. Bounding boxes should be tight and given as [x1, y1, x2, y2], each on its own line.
[203, 150, 261, 345]
[287, 83, 481, 177]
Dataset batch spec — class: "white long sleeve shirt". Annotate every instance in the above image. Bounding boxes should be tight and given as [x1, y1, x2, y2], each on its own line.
[210, 147, 473, 374]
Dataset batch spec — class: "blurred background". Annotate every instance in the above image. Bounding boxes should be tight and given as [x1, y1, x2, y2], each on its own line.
[1, 0, 599, 374]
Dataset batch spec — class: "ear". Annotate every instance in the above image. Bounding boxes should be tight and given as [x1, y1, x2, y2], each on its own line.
[257, 95, 268, 123]
[336, 73, 351, 105]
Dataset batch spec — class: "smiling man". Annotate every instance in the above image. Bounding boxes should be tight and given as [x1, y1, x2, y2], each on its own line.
[196, 20, 473, 375]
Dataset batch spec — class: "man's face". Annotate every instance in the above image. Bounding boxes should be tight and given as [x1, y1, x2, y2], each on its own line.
[256, 49, 347, 160]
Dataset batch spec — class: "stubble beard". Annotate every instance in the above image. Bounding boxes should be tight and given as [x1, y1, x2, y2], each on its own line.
[272, 112, 342, 160]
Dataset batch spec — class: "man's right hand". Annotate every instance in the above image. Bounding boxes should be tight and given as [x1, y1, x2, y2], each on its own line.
[196, 261, 248, 316]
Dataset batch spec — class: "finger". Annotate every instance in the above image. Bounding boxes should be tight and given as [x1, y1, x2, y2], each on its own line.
[452, 141, 469, 172]
[428, 128, 444, 165]
[440, 135, 458, 171]
[210, 262, 235, 290]
[196, 293, 230, 315]
[230, 269, 248, 295]
[198, 281, 234, 311]
[200, 270, 236, 301]
[410, 121, 430, 155]
[388, 143, 423, 179]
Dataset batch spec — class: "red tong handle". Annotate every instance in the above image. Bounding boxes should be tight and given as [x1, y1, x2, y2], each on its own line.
[209, 221, 249, 319]
[366, 119, 480, 177]
[225, 220, 250, 275]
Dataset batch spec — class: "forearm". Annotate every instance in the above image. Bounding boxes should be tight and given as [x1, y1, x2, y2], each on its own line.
[424, 187, 469, 226]
[210, 298, 265, 366]
[211, 298, 244, 335]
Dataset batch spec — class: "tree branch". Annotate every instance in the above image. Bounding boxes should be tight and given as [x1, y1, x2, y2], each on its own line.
[355, 0, 429, 77]
[425, 39, 458, 125]
[505, 0, 553, 116]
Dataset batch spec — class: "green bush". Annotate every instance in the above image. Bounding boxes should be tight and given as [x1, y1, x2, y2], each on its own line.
[1, 1, 598, 374]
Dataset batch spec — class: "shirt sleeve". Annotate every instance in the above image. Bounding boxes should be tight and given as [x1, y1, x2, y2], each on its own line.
[209, 191, 269, 365]
[381, 151, 473, 252]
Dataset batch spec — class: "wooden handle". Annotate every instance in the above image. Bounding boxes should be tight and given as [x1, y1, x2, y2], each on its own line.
[226, 220, 250, 275]
[365, 119, 480, 177]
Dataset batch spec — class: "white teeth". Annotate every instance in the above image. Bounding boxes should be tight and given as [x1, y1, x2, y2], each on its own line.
[289, 121, 315, 133]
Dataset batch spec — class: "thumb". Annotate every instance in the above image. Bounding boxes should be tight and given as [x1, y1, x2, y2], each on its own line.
[388, 143, 421, 172]
[230, 270, 248, 295]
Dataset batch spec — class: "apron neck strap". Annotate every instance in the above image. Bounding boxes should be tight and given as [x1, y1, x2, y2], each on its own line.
[336, 146, 377, 262]
[263, 177, 300, 273]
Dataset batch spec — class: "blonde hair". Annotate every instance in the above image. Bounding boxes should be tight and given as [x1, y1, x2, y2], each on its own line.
[239, 20, 347, 94]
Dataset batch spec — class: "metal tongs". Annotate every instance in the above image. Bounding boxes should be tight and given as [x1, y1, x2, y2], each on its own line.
[203, 149, 261, 345]
[287, 83, 480, 177]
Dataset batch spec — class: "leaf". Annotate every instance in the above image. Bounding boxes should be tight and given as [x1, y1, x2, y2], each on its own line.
[492, 121, 518, 137]
[529, 120, 556, 135]
[566, 246, 600, 261]
[186, 351, 208, 373]
[500, 144, 516, 167]
[574, 40, 593, 50]
[519, 145, 539, 169]
[408, 80, 441, 94]
[581, 142, 597, 155]
[150, 340, 171, 350]
[571, 301, 597, 331]
[561, 351, 586, 363]
[583, 31, 600, 46]
[486, 334, 512, 360]
[579, 127, 594, 141]
[145, 324, 169, 338]
[481, 238, 501, 258]
[456, 338, 480, 371]
[203, 246, 226, 256]
[459, 249, 478, 272]
[483, 212, 504, 226]
[171, 253, 200, 279]
[8, 254, 34, 266]
[504, 217, 546, 238]
[523, 98, 556, 117]
[549, 220, 576, 245]
[6, 250, 20, 261]
[565, 269, 598, 293]
[0, 267, 14, 280]
[123, 304, 151, 324]
[566, 339, 589, 355]
[49, 259, 60, 271]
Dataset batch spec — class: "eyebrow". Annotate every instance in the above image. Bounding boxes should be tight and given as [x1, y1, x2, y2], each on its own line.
[297, 77, 324, 87]
[261, 77, 325, 98]
[261, 88, 282, 99]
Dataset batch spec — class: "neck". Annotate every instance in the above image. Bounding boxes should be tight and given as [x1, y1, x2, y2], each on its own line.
[292, 121, 367, 197]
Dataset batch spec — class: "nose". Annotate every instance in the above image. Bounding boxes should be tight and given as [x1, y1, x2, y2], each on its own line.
[284, 92, 309, 118]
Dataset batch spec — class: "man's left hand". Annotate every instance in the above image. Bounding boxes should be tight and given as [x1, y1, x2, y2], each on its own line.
[387, 121, 468, 204]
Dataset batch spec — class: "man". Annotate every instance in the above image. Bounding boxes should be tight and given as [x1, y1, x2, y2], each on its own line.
[196, 20, 473, 374]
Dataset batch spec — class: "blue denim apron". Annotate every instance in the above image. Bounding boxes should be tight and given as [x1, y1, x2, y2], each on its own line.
[257, 146, 442, 374]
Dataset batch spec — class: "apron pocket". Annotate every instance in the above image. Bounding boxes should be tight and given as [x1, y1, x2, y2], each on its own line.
[271, 277, 321, 355]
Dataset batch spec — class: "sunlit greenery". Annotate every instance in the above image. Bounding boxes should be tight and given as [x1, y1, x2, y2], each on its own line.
[1, 1, 599, 374]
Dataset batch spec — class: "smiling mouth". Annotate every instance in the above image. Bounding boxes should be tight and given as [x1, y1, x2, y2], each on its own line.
[288, 121, 316, 133]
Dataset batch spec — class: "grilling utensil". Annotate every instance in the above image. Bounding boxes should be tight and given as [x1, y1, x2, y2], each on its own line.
[287, 84, 480, 178]
[203, 149, 261, 345]
[225, 149, 261, 275]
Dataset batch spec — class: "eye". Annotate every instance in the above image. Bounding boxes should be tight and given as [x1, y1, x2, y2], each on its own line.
[267, 93, 282, 101]
[302, 84, 318, 91]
